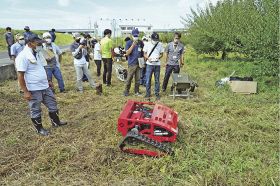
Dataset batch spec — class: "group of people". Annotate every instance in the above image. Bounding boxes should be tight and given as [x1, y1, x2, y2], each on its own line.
[4, 26, 56, 60]
[123, 29, 185, 101]
[4, 25, 185, 136]
[69, 28, 185, 101]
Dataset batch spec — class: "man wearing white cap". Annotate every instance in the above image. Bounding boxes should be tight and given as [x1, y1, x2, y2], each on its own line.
[42, 32, 66, 93]
[70, 33, 96, 92]
[10, 34, 25, 62]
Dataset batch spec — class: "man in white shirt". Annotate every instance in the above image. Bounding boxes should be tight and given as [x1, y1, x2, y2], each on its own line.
[16, 34, 67, 136]
[92, 38, 102, 77]
[143, 32, 164, 100]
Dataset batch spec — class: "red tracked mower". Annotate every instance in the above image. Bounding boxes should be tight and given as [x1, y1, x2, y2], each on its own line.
[118, 100, 179, 157]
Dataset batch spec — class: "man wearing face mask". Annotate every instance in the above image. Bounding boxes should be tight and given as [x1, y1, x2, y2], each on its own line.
[15, 33, 67, 136]
[70, 33, 96, 93]
[123, 28, 144, 96]
[143, 32, 165, 101]
[4, 27, 15, 60]
[42, 32, 65, 93]
[10, 34, 25, 62]
[162, 32, 185, 92]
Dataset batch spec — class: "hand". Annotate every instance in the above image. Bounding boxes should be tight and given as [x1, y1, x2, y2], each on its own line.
[180, 63, 184, 68]
[48, 81, 54, 89]
[23, 91, 32, 101]
[79, 45, 84, 49]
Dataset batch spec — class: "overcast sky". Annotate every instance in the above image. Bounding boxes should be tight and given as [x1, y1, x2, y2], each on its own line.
[0, 0, 219, 30]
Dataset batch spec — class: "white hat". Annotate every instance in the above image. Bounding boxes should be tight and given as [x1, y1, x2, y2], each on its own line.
[72, 32, 81, 39]
[43, 32, 52, 38]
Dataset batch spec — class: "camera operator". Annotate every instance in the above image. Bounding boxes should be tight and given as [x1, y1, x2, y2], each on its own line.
[123, 28, 144, 97]
[70, 33, 96, 93]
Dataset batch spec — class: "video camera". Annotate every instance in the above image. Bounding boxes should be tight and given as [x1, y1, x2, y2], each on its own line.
[114, 46, 126, 57]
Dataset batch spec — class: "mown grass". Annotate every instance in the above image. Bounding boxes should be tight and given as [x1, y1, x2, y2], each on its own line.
[0, 48, 278, 185]
[0, 28, 73, 51]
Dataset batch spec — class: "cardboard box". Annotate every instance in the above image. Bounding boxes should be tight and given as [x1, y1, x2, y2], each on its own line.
[229, 81, 257, 94]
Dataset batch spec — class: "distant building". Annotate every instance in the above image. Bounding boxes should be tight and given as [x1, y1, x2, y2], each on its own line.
[96, 19, 153, 37]
[119, 24, 152, 36]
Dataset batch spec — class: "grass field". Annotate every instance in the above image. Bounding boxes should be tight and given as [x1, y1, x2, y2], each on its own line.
[0, 48, 278, 185]
[0, 28, 73, 51]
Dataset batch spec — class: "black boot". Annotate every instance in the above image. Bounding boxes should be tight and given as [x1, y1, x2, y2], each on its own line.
[31, 117, 49, 136]
[49, 111, 67, 127]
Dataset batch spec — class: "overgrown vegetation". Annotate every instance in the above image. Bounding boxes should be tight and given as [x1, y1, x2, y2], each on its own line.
[0, 0, 279, 184]
[181, 0, 279, 76]
[0, 47, 278, 185]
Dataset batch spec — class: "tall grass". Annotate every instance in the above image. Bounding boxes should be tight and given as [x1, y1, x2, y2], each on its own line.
[0, 47, 278, 185]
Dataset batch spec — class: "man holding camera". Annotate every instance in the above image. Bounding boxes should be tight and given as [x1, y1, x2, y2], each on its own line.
[143, 32, 164, 100]
[70, 33, 96, 93]
[123, 28, 144, 96]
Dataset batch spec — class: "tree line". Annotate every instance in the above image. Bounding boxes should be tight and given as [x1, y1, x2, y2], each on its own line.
[180, 0, 278, 76]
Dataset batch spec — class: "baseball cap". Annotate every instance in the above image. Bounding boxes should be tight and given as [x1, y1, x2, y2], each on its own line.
[131, 28, 139, 37]
[26, 33, 46, 43]
[24, 26, 30, 30]
[151, 32, 159, 41]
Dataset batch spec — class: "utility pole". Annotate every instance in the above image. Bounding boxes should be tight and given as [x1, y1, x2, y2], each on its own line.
[88, 17, 92, 31]
[94, 21, 98, 38]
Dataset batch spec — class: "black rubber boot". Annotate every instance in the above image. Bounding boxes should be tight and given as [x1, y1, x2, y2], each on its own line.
[31, 117, 49, 136]
[49, 111, 67, 127]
